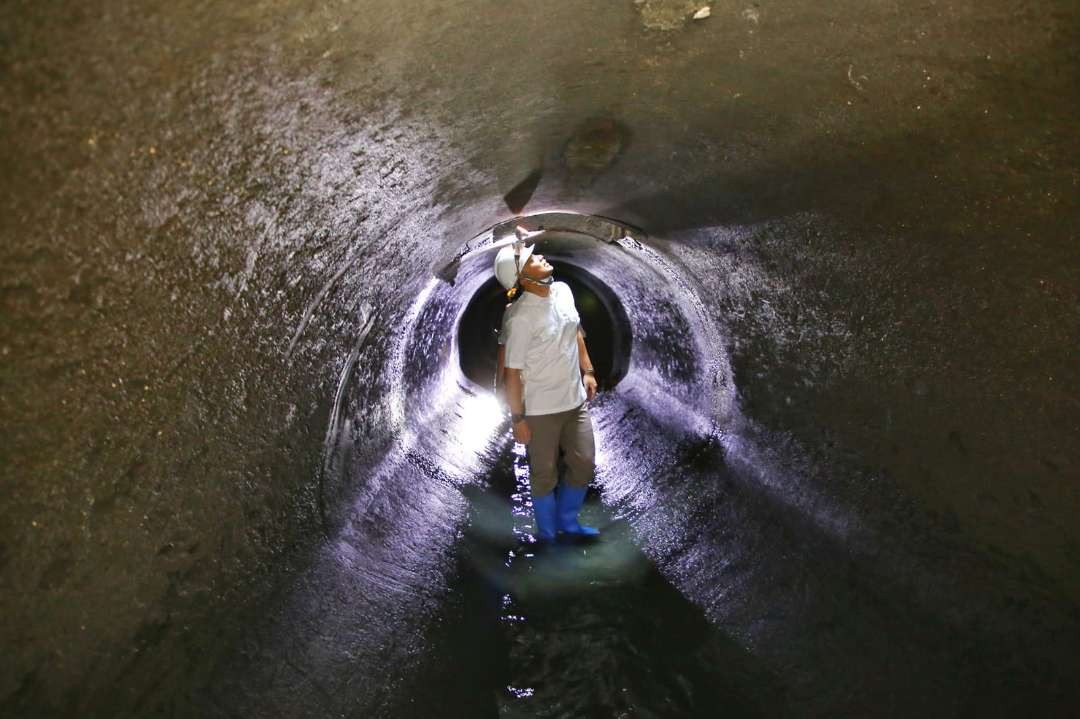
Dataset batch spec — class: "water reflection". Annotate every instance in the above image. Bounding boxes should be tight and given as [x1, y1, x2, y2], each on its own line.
[396, 442, 785, 719]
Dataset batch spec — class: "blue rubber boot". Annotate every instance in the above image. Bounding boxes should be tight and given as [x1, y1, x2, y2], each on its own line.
[555, 484, 600, 537]
[532, 492, 558, 542]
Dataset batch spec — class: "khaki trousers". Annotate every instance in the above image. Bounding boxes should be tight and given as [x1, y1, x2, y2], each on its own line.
[525, 403, 595, 497]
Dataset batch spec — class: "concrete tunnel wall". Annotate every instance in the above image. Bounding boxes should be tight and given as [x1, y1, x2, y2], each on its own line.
[2, 0, 1078, 716]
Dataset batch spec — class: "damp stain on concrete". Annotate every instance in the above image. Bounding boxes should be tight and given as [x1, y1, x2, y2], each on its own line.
[563, 118, 628, 174]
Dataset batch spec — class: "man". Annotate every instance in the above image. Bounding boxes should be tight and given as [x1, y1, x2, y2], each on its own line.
[493, 239, 600, 541]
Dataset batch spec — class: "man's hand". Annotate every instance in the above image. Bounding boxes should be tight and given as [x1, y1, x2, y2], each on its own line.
[512, 419, 532, 444]
[577, 332, 598, 402]
[583, 373, 598, 401]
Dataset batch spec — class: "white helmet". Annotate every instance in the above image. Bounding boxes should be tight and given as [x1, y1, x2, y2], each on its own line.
[494, 242, 534, 290]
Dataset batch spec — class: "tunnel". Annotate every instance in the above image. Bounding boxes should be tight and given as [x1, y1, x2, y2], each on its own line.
[2, 1, 1078, 717]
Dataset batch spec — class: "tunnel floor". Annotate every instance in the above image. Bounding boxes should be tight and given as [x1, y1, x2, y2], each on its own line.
[383, 434, 785, 719]
[317, 380, 1077, 719]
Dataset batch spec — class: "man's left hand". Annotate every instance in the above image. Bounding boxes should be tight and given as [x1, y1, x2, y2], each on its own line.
[583, 374, 598, 401]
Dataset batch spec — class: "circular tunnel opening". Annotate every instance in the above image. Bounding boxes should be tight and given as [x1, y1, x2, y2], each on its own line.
[456, 258, 632, 392]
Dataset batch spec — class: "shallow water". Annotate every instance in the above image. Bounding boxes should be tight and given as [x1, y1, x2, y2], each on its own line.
[376, 436, 784, 719]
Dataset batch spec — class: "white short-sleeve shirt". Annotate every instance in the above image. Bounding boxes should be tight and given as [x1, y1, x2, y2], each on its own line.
[502, 282, 587, 416]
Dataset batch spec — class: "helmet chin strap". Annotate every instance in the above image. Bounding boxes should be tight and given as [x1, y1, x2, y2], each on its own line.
[522, 274, 553, 287]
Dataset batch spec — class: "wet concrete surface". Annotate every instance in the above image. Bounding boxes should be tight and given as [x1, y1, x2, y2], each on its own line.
[385, 446, 785, 719]
[2, 0, 1079, 716]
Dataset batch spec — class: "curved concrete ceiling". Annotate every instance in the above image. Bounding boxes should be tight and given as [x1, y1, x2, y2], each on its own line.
[2, 0, 1077, 716]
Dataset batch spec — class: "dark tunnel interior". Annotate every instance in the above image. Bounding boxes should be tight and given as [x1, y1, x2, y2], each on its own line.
[2, 1, 1079, 718]
[457, 256, 632, 392]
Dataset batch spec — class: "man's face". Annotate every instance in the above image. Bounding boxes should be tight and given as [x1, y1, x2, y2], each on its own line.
[521, 252, 554, 281]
